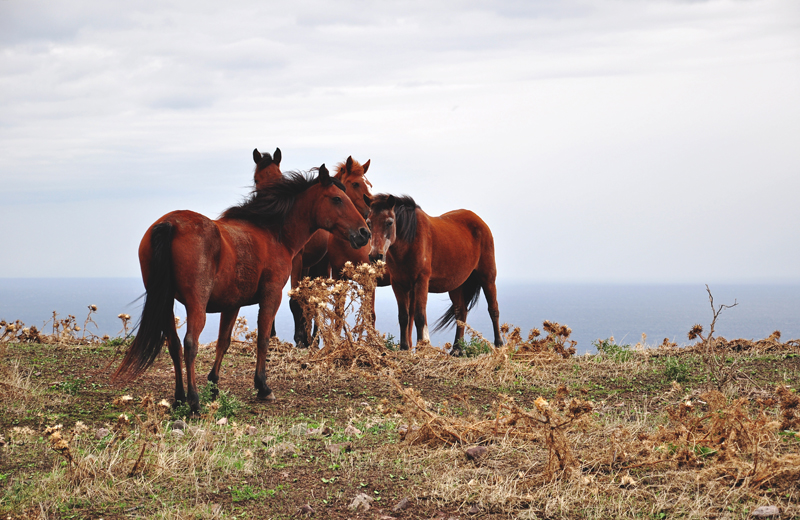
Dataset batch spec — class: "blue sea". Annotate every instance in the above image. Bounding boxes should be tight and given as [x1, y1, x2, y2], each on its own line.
[1, 278, 798, 354]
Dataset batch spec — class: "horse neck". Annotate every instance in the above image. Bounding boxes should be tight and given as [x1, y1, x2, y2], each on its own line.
[278, 187, 324, 256]
[388, 207, 424, 262]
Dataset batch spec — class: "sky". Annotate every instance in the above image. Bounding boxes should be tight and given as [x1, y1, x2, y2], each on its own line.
[1, 0, 799, 283]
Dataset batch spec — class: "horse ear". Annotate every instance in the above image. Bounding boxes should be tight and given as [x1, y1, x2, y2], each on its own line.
[363, 194, 372, 207]
[319, 164, 331, 185]
[273, 148, 281, 165]
[253, 149, 262, 164]
[346, 156, 354, 173]
[362, 159, 370, 174]
[387, 195, 396, 208]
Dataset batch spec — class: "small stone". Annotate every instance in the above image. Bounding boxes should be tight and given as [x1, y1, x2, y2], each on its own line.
[468, 505, 480, 514]
[171, 429, 185, 437]
[216, 417, 228, 426]
[172, 420, 187, 430]
[344, 424, 362, 436]
[751, 505, 780, 518]
[348, 493, 374, 511]
[393, 497, 411, 512]
[260, 435, 275, 447]
[245, 425, 258, 436]
[268, 442, 298, 458]
[95, 428, 110, 439]
[326, 442, 353, 455]
[307, 425, 334, 436]
[298, 503, 315, 515]
[465, 446, 488, 460]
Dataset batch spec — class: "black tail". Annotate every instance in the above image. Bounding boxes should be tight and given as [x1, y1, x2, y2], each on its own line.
[113, 222, 175, 381]
[433, 271, 482, 332]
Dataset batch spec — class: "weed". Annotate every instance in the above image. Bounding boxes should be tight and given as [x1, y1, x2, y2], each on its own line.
[663, 356, 691, 383]
[593, 338, 634, 363]
[454, 336, 491, 358]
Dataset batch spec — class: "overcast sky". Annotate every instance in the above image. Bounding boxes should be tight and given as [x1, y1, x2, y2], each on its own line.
[1, 0, 798, 283]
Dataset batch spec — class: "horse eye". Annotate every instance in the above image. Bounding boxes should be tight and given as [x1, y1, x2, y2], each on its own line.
[352, 182, 360, 189]
[333, 196, 342, 204]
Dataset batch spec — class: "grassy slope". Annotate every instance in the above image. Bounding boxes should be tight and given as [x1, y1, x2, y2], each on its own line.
[1, 339, 799, 519]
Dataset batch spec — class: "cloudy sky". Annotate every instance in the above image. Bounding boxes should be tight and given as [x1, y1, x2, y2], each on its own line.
[1, 0, 798, 283]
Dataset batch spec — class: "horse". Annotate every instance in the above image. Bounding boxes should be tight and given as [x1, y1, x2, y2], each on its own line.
[288, 156, 389, 347]
[365, 194, 502, 353]
[253, 147, 283, 189]
[113, 165, 371, 412]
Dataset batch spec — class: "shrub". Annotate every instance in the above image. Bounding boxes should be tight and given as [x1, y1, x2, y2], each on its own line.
[593, 338, 634, 363]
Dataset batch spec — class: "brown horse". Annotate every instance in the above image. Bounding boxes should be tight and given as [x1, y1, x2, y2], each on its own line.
[113, 165, 370, 412]
[253, 147, 283, 189]
[289, 156, 389, 347]
[365, 194, 501, 352]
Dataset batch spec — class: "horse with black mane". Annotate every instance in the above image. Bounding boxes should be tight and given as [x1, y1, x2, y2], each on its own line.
[365, 194, 501, 353]
[113, 164, 370, 412]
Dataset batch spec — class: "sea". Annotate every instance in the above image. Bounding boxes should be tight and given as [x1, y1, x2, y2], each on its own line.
[1, 278, 798, 355]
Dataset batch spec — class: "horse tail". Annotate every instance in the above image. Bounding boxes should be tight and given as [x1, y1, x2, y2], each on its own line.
[433, 271, 482, 332]
[113, 222, 176, 382]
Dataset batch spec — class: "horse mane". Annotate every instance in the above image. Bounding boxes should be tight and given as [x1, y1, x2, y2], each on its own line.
[371, 194, 419, 243]
[222, 170, 346, 231]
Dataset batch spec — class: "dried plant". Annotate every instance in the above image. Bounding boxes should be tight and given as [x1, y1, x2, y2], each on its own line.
[291, 261, 395, 370]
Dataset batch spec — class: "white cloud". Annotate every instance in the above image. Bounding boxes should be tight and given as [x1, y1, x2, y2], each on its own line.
[0, 0, 798, 281]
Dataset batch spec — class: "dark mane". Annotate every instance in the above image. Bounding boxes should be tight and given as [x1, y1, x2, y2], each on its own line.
[371, 194, 419, 243]
[221, 170, 345, 232]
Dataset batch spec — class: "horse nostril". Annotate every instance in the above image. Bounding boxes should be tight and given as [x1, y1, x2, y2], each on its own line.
[360, 227, 371, 240]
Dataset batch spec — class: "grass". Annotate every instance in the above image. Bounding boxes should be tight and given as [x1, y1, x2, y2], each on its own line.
[2, 288, 800, 518]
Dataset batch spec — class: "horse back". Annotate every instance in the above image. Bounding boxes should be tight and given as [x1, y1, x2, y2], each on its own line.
[426, 209, 495, 291]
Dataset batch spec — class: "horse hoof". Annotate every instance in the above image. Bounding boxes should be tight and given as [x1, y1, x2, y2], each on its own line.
[258, 391, 277, 402]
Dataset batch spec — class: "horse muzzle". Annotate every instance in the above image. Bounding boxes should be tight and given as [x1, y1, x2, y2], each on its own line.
[369, 253, 384, 264]
[349, 227, 371, 249]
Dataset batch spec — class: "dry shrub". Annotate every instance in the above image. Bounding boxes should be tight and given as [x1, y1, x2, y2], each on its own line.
[506, 321, 577, 362]
[1, 305, 108, 348]
[391, 379, 592, 479]
[291, 261, 396, 370]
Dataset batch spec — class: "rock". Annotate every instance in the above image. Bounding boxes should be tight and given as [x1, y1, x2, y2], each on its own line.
[344, 424, 362, 436]
[216, 417, 228, 426]
[326, 442, 353, 455]
[468, 505, 480, 514]
[172, 420, 187, 430]
[171, 429, 185, 437]
[307, 425, 334, 436]
[393, 497, 411, 512]
[95, 427, 111, 439]
[752, 506, 780, 518]
[298, 503, 315, 515]
[245, 425, 258, 436]
[465, 446, 488, 461]
[348, 493, 374, 511]
[268, 442, 298, 458]
[188, 426, 206, 436]
[260, 435, 276, 447]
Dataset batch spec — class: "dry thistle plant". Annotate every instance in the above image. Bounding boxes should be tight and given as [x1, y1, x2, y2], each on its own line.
[290, 260, 395, 370]
[391, 379, 592, 479]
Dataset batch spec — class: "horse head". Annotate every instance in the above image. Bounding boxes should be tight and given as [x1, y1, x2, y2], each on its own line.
[335, 156, 372, 219]
[253, 147, 283, 190]
[365, 194, 397, 263]
[314, 164, 371, 249]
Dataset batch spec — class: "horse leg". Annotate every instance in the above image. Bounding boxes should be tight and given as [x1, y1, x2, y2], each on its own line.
[165, 314, 186, 405]
[393, 285, 411, 351]
[207, 307, 239, 398]
[480, 276, 503, 347]
[289, 253, 310, 348]
[447, 288, 468, 356]
[183, 305, 207, 414]
[412, 278, 431, 347]
[254, 301, 278, 401]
